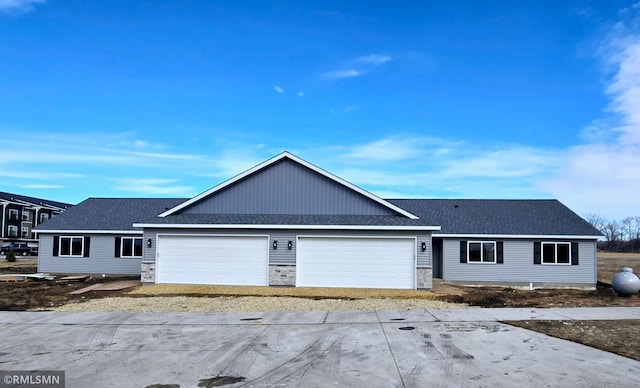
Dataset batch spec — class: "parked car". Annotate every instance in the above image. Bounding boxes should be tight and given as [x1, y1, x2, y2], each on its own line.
[0, 242, 38, 256]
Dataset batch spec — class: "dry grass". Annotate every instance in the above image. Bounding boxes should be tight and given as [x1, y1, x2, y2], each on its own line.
[128, 284, 441, 300]
[0, 257, 37, 269]
[597, 251, 640, 284]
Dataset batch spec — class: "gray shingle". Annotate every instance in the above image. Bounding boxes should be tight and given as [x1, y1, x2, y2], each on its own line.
[387, 199, 601, 236]
[0, 191, 73, 209]
[35, 198, 187, 231]
[36, 197, 601, 237]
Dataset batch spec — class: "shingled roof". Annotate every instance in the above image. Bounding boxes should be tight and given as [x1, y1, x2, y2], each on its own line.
[35, 198, 187, 232]
[35, 197, 601, 237]
[0, 191, 72, 210]
[388, 199, 601, 236]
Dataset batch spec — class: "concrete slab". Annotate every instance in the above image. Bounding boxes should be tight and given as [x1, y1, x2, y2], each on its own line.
[0, 310, 638, 387]
[549, 307, 640, 320]
[376, 309, 440, 323]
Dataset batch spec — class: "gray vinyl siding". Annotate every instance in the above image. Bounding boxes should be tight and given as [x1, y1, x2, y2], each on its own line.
[270, 232, 296, 265]
[182, 159, 397, 216]
[142, 228, 431, 267]
[38, 233, 142, 275]
[442, 239, 597, 285]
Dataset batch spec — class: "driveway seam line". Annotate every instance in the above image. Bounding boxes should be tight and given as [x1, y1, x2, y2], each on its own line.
[375, 309, 406, 388]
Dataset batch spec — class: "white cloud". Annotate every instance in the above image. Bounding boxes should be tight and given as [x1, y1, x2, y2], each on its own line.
[321, 69, 360, 80]
[540, 6, 640, 219]
[113, 178, 194, 196]
[346, 138, 424, 161]
[274, 86, 284, 94]
[21, 184, 64, 189]
[0, 0, 45, 14]
[297, 91, 305, 97]
[355, 54, 391, 65]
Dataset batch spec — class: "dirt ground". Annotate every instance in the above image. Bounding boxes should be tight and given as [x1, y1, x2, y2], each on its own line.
[1, 253, 639, 361]
[0, 259, 135, 311]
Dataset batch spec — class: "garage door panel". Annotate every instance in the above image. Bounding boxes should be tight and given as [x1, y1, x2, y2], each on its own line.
[157, 235, 268, 286]
[297, 237, 415, 289]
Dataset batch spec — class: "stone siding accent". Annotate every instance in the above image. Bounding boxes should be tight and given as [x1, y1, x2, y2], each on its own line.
[416, 267, 433, 289]
[141, 262, 156, 284]
[269, 265, 296, 286]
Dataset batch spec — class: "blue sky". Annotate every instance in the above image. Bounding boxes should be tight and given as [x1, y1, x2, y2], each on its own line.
[1, 0, 639, 220]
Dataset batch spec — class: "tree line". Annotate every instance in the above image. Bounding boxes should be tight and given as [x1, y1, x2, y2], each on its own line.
[584, 214, 640, 252]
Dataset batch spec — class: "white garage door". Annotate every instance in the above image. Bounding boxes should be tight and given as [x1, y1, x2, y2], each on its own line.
[157, 235, 268, 285]
[296, 237, 415, 289]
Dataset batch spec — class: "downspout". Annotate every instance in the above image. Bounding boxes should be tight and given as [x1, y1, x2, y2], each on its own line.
[1, 202, 5, 239]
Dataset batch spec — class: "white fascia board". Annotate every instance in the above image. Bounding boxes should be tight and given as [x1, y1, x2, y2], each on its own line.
[34, 230, 142, 235]
[158, 151, 420, 220]
[433, 233, 601, 240]
[133, 223, 441, 231]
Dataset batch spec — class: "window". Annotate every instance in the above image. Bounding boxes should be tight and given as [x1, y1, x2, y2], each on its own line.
[53, 236, 90, 257]
[114, 237, 144, 258]
[468, 241, 496, 263]
[40, 213, 50, 223]
[8, 225, 18, 237]
[534, 241, 578, 266]
[121, 237, 143, 258]
[8, 209, 19, 220]
[21, 226, 30, 238]
[22, 212, 30, 221]
[460, 240, 504, 264]
[542, 242, 571, 265]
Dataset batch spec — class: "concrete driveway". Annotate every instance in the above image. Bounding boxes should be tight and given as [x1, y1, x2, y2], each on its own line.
[0, 309, 639, 387]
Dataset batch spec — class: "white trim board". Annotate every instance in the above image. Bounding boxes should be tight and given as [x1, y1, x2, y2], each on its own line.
[134, 223, 440, 231]
[34, 230, 143, 235]
[433, 233, 600, 239]
[158, 151, 420, 220]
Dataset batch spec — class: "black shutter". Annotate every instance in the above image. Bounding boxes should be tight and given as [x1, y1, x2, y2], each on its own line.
[496, 241, 504, 264]
[460, 241, 467, 263]
[83, 236, 91, 257]
[571, 242, 579, 265]
[114, 237, 121, 258]
[533, 241, 541, 264]
[53, 236, 59, 257]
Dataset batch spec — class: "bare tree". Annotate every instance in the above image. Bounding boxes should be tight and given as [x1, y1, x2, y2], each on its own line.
[584, 213, 607, 234]
[633, 216, 640, 240]
[622, 217, 633, 241]
[602, 221, 622, 242]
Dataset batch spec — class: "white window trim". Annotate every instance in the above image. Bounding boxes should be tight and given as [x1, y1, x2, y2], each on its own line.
[40, 213, 50, 223]
[8, 225, 18, 237]
[467, 241, 497, 264]
[541, 242, 572, 266]
[8, 209, 19, 220]
[121, 237, 143, 258]
[59, 236, 84, 257]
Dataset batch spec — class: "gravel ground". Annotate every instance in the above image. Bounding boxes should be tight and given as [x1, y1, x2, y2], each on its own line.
[50, 296, 467, 313]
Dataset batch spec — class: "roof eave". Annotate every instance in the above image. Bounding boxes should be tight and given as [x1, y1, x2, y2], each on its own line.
[34, 229, 142, 234]
[133, 223, 440, 231]
[433, 233, 601, 239]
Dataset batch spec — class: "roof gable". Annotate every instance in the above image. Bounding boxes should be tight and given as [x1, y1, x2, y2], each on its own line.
[161, 152, 418, 219]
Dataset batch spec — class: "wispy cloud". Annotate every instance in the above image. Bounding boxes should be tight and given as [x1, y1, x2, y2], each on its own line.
[21, 184, 64, 189]
[540, 4, 640, 218]
[346, 138, 424, 161]
[321, 53, 392, 82]
[321, 69, 360, 80]
[113, 178, 194, 196]
[0, 0, 45, 14]
[355, 54, 391, 65]
[274, 85, 284, 94]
